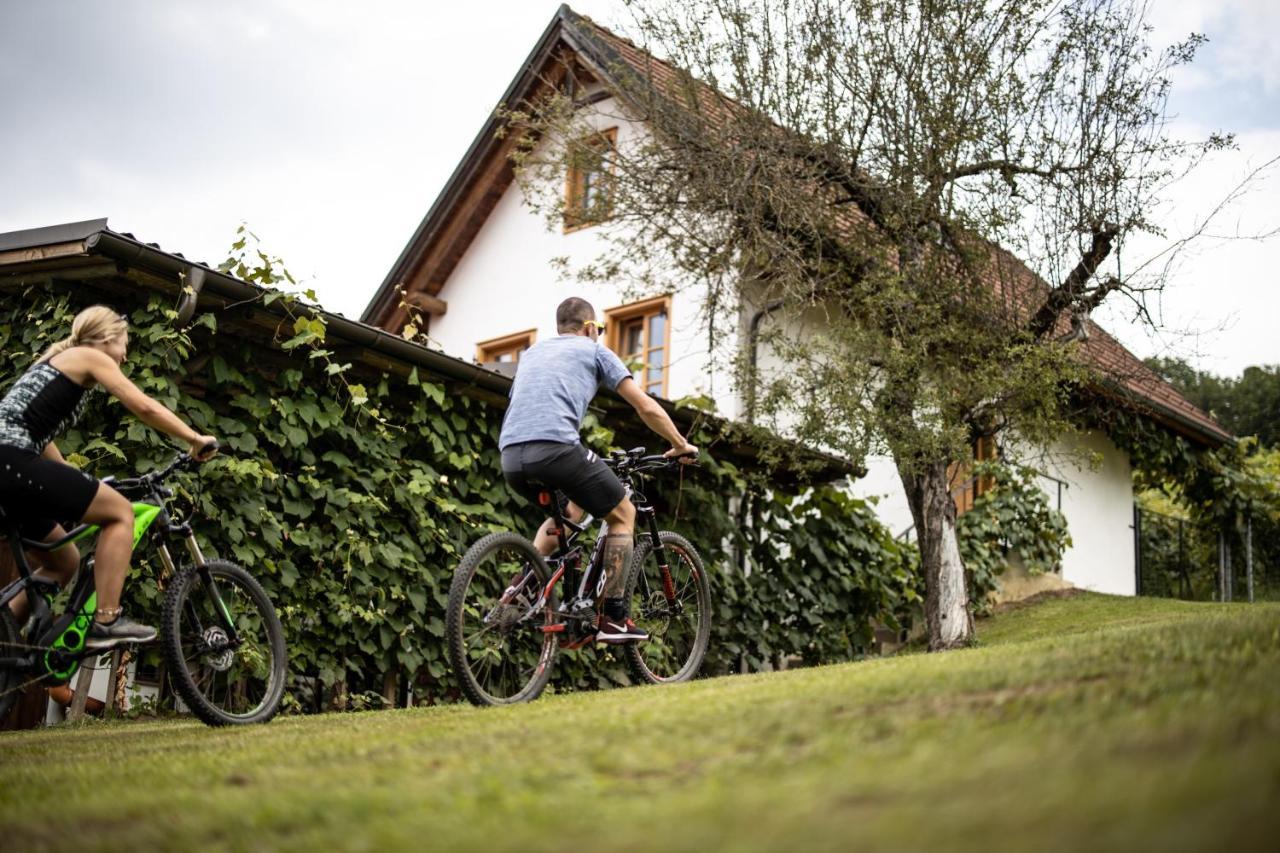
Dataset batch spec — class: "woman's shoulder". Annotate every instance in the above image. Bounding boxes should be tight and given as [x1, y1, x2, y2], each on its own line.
[46, 347, 111, 386]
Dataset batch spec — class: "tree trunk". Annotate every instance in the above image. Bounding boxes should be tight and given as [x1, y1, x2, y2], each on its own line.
[900, 460, 973, 651]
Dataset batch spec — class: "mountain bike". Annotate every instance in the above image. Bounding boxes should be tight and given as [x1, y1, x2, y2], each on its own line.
[446, 447, 712, 706]
[0, 448, 287, 726]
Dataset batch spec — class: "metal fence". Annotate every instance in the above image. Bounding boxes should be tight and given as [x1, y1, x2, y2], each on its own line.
[1135, 507, 1280, 602]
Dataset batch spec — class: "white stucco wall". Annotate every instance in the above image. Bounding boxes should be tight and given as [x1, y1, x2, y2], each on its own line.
[745, 290, 1139, 594]
[417, 97, 1141, 597]
[427, 97, 736, 411]
[846, 435, 1137, 596]
[1032, 430, 1136, 595]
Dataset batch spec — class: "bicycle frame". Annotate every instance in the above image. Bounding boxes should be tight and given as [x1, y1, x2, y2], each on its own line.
[513, 453, 683, 644]
[0, 455, 238, 684]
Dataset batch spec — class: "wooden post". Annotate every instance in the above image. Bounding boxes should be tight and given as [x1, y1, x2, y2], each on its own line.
[1225, 535, 1233, 603]
[1137, 506, 1143, 595]
[104, 649, 122, 718]
[1246, 515, 1255, 604]
[1217, 530, 1225, 602]
[382, 668, 399, 709]
[1177, 520, 1188, 599]
[0, 542, 49, 730]
[66, 663, 94, 721]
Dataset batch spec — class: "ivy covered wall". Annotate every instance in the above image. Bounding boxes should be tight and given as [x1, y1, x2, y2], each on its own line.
[0, 261, 921, 710]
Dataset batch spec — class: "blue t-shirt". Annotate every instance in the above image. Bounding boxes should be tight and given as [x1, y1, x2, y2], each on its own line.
[498, 335, 632, 449]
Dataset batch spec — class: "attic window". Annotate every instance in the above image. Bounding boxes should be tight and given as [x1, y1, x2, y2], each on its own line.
[564, 128, 617, 232]
[477, 328, 536, 364]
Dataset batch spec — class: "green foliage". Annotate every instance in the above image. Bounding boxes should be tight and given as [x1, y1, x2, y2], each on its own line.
[1105, 406, 1280, 601]
[957, 462, 1073, 606]
[1, 254, 928, 706]
[1105, 409, 1276, 530]
[1145, 357, 1280, 448]
[715, 487, 919, 671]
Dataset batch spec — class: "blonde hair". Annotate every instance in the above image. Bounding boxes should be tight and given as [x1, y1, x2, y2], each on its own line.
[38, 305, 129, 363]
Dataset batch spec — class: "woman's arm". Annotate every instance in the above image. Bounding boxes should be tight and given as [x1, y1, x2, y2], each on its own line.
[41, 441, 66, 464]
[79, 349, 217, 458]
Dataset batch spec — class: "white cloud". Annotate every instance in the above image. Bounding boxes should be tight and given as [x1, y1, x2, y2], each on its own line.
[0, 0, 1274, 373]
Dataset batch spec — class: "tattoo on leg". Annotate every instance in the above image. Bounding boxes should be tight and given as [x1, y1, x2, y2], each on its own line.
[601, 533, 634, 599]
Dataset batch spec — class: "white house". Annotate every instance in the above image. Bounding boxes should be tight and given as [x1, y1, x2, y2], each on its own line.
[361, 5, 1232, 598]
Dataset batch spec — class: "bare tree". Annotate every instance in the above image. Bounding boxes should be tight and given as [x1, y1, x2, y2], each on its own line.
[506, 0, 1231, 649]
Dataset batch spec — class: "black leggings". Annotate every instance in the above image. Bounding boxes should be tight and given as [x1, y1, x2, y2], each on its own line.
[0, 445, 99, 539]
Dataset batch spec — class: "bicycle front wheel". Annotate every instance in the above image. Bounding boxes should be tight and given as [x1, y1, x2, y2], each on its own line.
[624, 531, 712, 685]
[446, 532, 558, 706]
[161, 559, 286, 726]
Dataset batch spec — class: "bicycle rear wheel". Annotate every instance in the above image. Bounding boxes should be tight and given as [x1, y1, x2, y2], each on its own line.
[446, 532, 558, 706]
[624, 531, 712, 684]
[161, 559, 286, 726]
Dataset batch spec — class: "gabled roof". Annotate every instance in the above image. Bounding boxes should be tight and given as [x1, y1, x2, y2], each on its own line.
[362, 5, 579, 331]
[363, 5, 1232, 448]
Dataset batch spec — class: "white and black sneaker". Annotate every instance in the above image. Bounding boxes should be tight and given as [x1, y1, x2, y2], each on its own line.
[85, 616, 158, 650]
[596, 617, 650, 644]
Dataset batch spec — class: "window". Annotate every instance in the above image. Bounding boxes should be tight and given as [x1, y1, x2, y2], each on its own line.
[476, 329, 536, 364]
[605, 295, 670, 396]
[564, 128, 617, 231]
[950, 434, 997, 515]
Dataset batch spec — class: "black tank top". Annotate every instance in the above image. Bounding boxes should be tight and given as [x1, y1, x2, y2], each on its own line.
[0, 362, 91, 452]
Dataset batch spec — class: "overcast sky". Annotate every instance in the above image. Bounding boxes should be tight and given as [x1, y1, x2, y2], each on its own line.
[2, 0, 1276, 377]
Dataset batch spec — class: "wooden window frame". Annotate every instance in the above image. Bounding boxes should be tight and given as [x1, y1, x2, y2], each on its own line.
[563, 127, 618, 233]
[951, 434, 997, 516]
[605, 294, 672, 398]
[476, 328, 537, 364]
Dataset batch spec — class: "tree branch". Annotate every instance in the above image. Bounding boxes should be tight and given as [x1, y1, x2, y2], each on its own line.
[1027, 223, 1119, 338]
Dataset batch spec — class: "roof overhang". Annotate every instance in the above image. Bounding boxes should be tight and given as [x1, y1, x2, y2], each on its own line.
[0, 218, 858, 485]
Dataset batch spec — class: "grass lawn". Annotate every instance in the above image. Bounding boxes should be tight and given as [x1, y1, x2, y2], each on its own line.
[2, 591, 1278, 852]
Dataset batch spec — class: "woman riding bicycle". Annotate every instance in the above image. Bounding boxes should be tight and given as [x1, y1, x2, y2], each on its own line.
[0, 305, 217, 649]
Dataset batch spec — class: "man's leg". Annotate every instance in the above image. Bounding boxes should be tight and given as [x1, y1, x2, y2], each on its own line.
[532, 501, 584, 557]
[597, 497, 647, 642]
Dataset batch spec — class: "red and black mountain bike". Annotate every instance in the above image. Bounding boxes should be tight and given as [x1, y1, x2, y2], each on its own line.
[446, 447, 712, 706]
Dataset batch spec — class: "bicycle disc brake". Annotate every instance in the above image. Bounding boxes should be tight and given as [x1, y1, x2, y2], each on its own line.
[201, 626, 235, 672]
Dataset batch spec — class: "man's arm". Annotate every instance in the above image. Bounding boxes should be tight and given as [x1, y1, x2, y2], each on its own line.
[615, 378, 698, 460]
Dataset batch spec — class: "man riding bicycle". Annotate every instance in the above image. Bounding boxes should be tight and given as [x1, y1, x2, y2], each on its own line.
[499, 297, 698, 644]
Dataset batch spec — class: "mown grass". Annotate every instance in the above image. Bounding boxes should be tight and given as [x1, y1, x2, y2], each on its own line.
[2, 591, 1278, 852]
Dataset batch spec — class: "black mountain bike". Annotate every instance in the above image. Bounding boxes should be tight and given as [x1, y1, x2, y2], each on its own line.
[0, 448, 287, 726]
[446, 447, 712, 706]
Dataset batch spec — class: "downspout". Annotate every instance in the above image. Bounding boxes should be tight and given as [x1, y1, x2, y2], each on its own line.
[745, 298, 785, 426]
[738, 298, 785, 574]
[175, 266, 206, 327]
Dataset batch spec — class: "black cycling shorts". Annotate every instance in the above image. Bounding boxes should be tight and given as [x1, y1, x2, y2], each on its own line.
[501, 441, 625, 519]
[0, 445, 100, 539]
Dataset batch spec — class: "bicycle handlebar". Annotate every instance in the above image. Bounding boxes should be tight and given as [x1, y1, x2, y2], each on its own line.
[604, 448, 699, 475]
[114, 440, 221, 490]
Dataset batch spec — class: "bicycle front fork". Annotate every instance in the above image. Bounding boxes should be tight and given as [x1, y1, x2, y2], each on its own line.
[157, 535, 238, 640]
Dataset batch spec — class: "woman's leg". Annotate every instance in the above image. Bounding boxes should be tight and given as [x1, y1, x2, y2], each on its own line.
[78, 482, 134, 620]
[5, 524, 80, 623]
